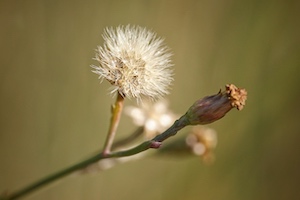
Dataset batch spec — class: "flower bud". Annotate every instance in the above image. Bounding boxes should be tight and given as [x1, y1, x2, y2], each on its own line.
[185, 84, 247, 125]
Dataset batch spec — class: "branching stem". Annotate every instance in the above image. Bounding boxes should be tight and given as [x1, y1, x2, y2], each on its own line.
[1, 114, 189, 200]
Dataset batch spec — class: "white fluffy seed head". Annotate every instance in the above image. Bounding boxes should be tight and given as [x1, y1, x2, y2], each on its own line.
[91, 25, 174, 102]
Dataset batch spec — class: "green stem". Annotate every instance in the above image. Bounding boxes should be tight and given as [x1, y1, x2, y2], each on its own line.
[1, 114, 189, 200]
[112, 126, 144, 150]
[2, 154, 104, 200]
[152, 115, 189, 142]
[102, 93, 124, 155]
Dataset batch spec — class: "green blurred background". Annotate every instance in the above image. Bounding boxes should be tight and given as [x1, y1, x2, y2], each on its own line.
[1, 0, 300, 199]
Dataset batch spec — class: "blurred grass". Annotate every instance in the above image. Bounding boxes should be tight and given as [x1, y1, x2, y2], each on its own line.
[1, 0, 300, 199]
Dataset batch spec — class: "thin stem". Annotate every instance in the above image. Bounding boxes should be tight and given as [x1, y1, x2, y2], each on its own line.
[102, 93, 124, 155]
[2, 153, 105, 200]
[152, 115, 189, 142]
[1, 114, 189, 200]
[112, 126, 144, 150]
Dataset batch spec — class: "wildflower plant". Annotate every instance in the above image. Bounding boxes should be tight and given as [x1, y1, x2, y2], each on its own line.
[91, 25, 174, 155]
[1, 25, 247, 200]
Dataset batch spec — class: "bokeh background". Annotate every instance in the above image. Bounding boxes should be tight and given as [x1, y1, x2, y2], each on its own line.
[1, 0, 300, 199]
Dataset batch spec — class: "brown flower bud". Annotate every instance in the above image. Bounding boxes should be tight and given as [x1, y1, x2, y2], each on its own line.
[225, 84, 247, 110]
[185, 84, 247, 125]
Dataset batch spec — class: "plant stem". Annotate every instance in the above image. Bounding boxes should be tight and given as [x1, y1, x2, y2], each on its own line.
[152, 115, 189, 142]
[2, 154, 104, 200]
[112, 126, 144, 150]
[102, 93, 124, 155]
[1, 114, 189, 200]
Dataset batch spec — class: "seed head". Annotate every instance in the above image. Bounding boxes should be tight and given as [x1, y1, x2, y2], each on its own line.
[91, 25, 174, 102]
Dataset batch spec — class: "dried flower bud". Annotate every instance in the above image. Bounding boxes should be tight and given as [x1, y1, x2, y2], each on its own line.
[91, 25, 174, 102]
[225, 84, 247, 110]
[185, 84, 247, 125]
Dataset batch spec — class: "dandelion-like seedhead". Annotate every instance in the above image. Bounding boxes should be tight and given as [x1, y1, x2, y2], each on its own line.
[92, 25, 174, 102]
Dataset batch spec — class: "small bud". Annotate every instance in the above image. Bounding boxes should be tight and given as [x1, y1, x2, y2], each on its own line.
[150, 141, 162, 149]
[185, 84, 247, 125]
